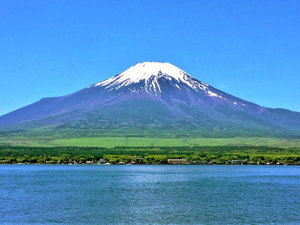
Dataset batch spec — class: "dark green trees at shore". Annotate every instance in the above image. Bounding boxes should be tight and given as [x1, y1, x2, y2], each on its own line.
[0, 146, 299, 165]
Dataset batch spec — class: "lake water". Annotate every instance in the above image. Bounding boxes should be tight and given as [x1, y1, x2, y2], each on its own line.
[0, 165, 299, 225]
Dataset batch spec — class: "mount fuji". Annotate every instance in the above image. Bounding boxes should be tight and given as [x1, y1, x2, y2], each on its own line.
[1, 62, 300, 137]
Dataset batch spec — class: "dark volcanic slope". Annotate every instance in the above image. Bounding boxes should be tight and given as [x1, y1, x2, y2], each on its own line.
[1, 62, 300, 137]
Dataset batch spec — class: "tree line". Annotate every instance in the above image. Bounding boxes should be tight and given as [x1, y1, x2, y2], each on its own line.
[0, 145, 299, 165]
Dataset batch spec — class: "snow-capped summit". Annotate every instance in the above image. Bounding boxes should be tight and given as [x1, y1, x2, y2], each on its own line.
[98, 62, 188, 85]
[91, 62, 210, 94]
[95, 62, 187, 86]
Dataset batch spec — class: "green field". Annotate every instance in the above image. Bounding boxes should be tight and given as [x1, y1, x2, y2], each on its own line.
[1, 136, 300, 148]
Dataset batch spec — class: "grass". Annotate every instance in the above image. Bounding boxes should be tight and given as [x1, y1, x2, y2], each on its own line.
[1, 136, 300, 149]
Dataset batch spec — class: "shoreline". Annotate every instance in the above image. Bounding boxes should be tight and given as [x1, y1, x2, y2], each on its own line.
[0, 163, 298, 166]
[1, 145, 299, 165]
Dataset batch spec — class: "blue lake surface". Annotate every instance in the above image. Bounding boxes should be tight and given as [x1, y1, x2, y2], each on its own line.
[0, 165, 299, 225]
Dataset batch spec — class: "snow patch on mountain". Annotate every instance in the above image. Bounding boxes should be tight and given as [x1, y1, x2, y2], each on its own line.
[89, 62, 237, 103]
[92, 62, 211, 93]
[95, 62, 189, 86]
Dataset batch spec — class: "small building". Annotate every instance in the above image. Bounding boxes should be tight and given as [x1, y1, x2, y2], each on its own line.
[168, 159, 187, 165]
[136, 158, 145, 164]
[98, 159, 106, 164]
[232, 160, 243, 165]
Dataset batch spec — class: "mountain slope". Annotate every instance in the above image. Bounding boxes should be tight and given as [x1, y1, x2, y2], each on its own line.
[1, 62, 300, 137]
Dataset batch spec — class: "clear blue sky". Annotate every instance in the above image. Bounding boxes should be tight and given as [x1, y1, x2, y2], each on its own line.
[1, 0, 300, 116]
